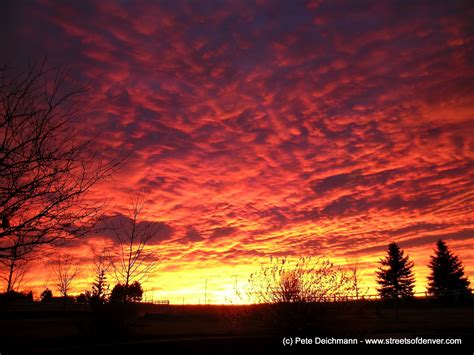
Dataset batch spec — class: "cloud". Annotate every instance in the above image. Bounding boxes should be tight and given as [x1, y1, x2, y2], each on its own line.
[183, 226, 204, 242]
[94, 213, 174, 245]
[210, 226, 238, 239]
[355, 229, 474, 255]
[1, 0, 473, 300]
[311, 168, 399, 194]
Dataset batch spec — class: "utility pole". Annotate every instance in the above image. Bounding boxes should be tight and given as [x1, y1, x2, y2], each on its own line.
[204, 278, 208, 305]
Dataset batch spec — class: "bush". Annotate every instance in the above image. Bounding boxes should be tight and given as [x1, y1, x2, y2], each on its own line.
[0, 290, 34, 303]
[40, 288, 53, 303]
[109, 282, 143, 303]
[76, 293, 89, 304]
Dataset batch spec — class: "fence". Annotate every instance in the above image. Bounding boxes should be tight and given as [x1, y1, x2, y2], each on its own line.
[148, 300, 170, 305]
[249, 289, 473, 303]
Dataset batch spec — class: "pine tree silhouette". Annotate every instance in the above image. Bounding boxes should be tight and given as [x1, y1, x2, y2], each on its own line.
[427, 240, 471, 298]
[376, 242, 415, 299]
[90, 269, 109, 304]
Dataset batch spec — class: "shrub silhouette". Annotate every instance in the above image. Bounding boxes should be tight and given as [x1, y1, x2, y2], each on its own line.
[247, 256, 352, 335]
[0, 290, 33, 303]
[109, 281, 143, 303]
[248, 256, 351, 304]
[40, 288, 53, 303]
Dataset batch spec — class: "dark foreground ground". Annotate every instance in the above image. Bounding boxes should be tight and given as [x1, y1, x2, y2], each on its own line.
[0, 299, 473, 354]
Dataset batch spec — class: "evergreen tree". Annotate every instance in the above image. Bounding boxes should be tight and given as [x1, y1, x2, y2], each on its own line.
[376, 242, 415, 299]
[427, 240, 470, 297]
[90, 269, 109, 304]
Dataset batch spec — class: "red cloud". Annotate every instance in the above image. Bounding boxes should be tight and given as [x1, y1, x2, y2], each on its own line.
[1, 0, 473, 302]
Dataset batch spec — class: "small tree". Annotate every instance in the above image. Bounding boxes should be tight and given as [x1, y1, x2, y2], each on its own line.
[40, 288, 53, 303]
[427, 240, 471, 298]
[109, 195, 160, 303]
[90, 270, 108, 304]
[89, 246, 110, 305]
[376, 243, 415, 300]
[346, 257, 368, 300]
[52, 253, 78, 297]
[109, 281, 143, 303]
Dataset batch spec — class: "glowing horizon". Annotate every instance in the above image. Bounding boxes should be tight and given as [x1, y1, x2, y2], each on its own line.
[1, 0, 473, 304]
[20, 240, 472, 304]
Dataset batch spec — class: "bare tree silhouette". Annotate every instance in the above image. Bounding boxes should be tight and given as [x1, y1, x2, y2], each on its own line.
[109, 195, 160, 302]
[0, 60, 119, 259]
[52, 253, 78, 297]
[0, 233, 34, 292]
[346, 257, 368, 300]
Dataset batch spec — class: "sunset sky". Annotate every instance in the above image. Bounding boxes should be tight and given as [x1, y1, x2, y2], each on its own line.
[1, 0, 473, 303]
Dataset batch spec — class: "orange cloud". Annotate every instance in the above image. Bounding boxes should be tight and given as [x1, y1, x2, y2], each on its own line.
[1, 0, 473, 303]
